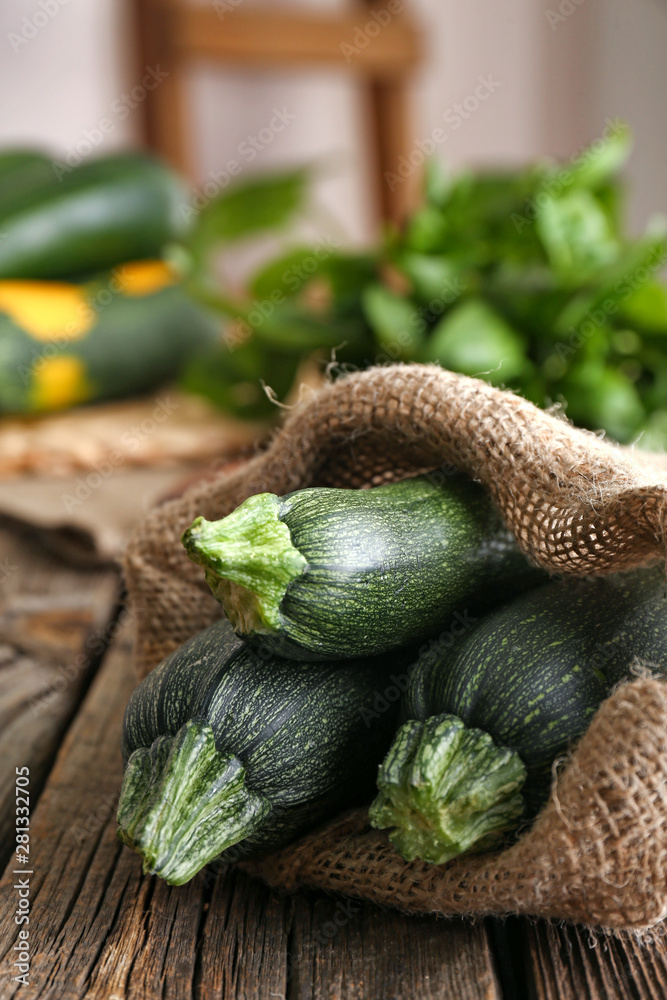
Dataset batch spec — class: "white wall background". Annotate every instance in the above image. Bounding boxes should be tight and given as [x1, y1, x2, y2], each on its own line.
[1, 0, 666, 245]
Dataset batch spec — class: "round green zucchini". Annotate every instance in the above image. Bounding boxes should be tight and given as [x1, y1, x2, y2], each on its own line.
[117, 618, 404, 885]
[370, 567, 667, 864]
[182, 474, 546, 660]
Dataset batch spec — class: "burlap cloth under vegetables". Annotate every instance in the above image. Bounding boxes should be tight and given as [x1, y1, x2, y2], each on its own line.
[124, 364, 667, 930]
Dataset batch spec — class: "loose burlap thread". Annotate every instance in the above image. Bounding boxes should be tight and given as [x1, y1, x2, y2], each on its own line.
[124, 364, 667, 930]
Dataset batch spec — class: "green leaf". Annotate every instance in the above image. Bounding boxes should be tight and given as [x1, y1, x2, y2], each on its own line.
[249, 246, 319, 301]
[362, 285, 422, 357]
[253, 305, 364, 353]
[551, 122, 632, 192]
[485, 272, 567, 341]
[594, 180, 624, 236]
[421, 298, 528, 385]
[397, 252, 462, 303]
[636, 410, 667, 451]
[536, 190, 619, 281]
[405, 206, 449, 253]
[323, 253, 378, 302]
[192, 170, 308, 250]
[560, 362, 644, 441]
[249, 248, 378, 317]
[181, 339, 298, 420]
[635, 345, 667, 411]
[620, 280, 667, 333]
[553, 235, 667, 334]
[424, 158, 453, 208]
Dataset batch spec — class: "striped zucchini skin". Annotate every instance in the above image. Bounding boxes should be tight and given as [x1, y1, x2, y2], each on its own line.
[121, 618, 402, 863]
[279, 475, 545, 658]
[210, 475, 546, 660]
[406, 567, 667, 812]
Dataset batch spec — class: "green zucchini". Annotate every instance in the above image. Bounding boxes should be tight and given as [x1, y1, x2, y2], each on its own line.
[369, 567, 667, 864]
[0, 150, 57, 220]
[182, 474, 546, 660]
[117, 618, 404, 885]
[0, 153, 187, 280]
[0, 150, 51, 179]
[0, 263, 218, 412]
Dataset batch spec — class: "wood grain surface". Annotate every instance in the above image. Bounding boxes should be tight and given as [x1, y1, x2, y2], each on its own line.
[0, 520, 119, 872]
[527, 921, 667, 1000]
[0, 618, 501, 1000]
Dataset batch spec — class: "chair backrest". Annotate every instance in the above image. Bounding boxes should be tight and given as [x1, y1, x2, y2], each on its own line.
[129, 0, 422, 226]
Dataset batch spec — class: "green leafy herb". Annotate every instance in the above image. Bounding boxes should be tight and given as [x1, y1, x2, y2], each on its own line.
[180, 126, 667, 444]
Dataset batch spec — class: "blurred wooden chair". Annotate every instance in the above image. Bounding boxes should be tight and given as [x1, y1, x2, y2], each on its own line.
[129, 0, 422, 225]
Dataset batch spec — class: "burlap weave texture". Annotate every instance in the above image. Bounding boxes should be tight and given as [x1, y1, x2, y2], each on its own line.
[124, 364, 667, 929]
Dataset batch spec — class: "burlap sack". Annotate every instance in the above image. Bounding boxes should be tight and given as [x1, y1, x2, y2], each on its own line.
[123, 363, 667, 930]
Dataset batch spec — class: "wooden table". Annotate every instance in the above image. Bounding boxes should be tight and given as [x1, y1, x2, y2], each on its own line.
[1, 510, 666, 999]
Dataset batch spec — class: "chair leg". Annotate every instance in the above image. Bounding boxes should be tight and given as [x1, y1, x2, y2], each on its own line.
[129, 0, 193, 179]
[365, 72, 419, 228]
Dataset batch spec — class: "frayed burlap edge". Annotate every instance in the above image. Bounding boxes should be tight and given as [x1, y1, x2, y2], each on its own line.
[123, 363, 667, 929]
[241, 675, 667, 932]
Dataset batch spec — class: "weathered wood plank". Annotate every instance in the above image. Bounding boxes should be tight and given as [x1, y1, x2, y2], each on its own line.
[194, 868, 290, 1000]
[0, 607, 504, 1000]
[287, 893, 501, 1000]
[0, 523, 119, 870]
[527, 921, 667, 1000]
[622, 934, 667, 998]
[0, 622, 292, 1000]
[0, 624, 138, 998]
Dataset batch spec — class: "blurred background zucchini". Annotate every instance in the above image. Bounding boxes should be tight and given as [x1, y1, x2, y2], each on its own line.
[0, 152, 188, 280]
[0, 150, 218, 412]
[0, 262, 217, 412]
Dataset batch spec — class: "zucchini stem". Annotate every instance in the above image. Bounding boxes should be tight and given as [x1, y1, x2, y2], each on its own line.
[369, 714, 526, 865]
[182, 495, 306, 634]
[116, 720, 270, 885]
